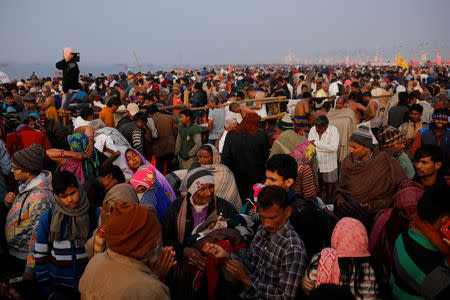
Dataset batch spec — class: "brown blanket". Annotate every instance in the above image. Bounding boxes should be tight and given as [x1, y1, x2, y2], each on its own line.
[335, 149, 407, 210]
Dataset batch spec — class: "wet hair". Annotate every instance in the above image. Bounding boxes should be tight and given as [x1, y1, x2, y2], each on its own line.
[52, 170, 78, 195]
[146, 104, 159, 115]
[98, 164, 125, 183]
[80, 107, 94, 120]
[322, 101, 331, 110]
[107, 97, 121, 107]
[258, 185, 289, 209]
[3, 91, 12, 98]
[362, 92, 371, 98]
[266, 154, 297, 181]
[398, 92, 409, 106]
[414, 145, 443, 164]
[209, 96, 219, 106]
[302, 92, 312, 99]
[229, 102, 240, 111]
[309, 284, 354, 300]
[417, 185, 450, 224]
[180, 109, 194, 121]
[351, 82, 360, 89]
[409, 104, 423, 114]
[134, 112, 147, 123]
[315, 115, 329, 127]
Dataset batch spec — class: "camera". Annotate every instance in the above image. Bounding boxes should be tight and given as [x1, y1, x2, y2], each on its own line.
[73, 52, 80, 62]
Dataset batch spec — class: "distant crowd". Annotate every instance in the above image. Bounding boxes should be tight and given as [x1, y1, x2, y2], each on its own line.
[0, 49, 449, 300]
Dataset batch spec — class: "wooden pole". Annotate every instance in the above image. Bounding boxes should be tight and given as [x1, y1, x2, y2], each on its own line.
[133, 50, 142, 74]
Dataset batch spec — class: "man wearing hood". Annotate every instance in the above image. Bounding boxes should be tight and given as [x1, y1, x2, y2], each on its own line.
[4, 144, 54, 283]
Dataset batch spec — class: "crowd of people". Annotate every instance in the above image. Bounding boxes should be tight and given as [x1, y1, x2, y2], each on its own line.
[0, 47, 449, 299]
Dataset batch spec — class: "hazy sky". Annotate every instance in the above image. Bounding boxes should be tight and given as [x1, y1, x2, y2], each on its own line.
[1, 0, 449, 65]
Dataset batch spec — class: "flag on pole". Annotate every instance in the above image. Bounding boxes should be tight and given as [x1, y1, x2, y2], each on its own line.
[396, 54, 409, 69]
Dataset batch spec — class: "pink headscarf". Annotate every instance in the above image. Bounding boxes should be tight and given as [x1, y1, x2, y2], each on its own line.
[63, 47, 74, 60]
[315, 217, 370, 287]
[130, 168, 156, 190]
[343, 79, 352, 89]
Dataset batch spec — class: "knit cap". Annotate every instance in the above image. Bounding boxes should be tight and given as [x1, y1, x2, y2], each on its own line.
[349, 126, 373, 149]
[22, 93, 36, 103]
[376, 126, 405, 149]
[12, 144, 44, 174]
[182, 164, 215, 196]
[104, 202, 161, 260]
[277, 114, 293, 131]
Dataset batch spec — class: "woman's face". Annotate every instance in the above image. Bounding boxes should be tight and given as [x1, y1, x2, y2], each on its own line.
[197, 149, 213, 165]
[126, 150, 143, 170]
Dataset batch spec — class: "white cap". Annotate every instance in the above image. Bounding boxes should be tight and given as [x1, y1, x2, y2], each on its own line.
[127, 103, 139, 116]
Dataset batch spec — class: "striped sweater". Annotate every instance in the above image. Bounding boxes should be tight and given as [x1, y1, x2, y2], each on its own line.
[390, 228, 450, 300]
[34, 206, 99, 295]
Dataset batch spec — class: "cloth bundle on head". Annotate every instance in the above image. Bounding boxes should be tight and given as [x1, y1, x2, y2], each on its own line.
[122, 149, 176, 201]
[376, 126, 405, 149]
[182, 165, 215, 196]
[277, 114, 293, 131]
[291, 141, 315, 166]
[63, 47, 74, 61]
[130, 168, 156, 190]
[104, 202, 161, 260]
[349, 125, 373, 149]
[126, 103, 139, 116]
[68, 133, 100, 180]
[315, 217, 370, 287]
[12, 144, 44, 174]
[103, 183, 139, 206]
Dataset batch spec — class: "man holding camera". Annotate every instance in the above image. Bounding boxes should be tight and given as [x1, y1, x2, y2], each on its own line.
[56, 47, 82, 110]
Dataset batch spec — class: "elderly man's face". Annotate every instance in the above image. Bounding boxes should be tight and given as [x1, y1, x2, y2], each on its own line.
[349, 141, 372, 161]
[192, 183, 214, 206]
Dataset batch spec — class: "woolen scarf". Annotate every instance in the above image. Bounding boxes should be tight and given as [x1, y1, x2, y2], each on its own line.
[49, 180, 90, 248]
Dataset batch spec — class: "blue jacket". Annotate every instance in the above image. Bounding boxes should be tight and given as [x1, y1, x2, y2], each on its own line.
[420, 126, 450, 160]
[34, 206, 99, 295]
